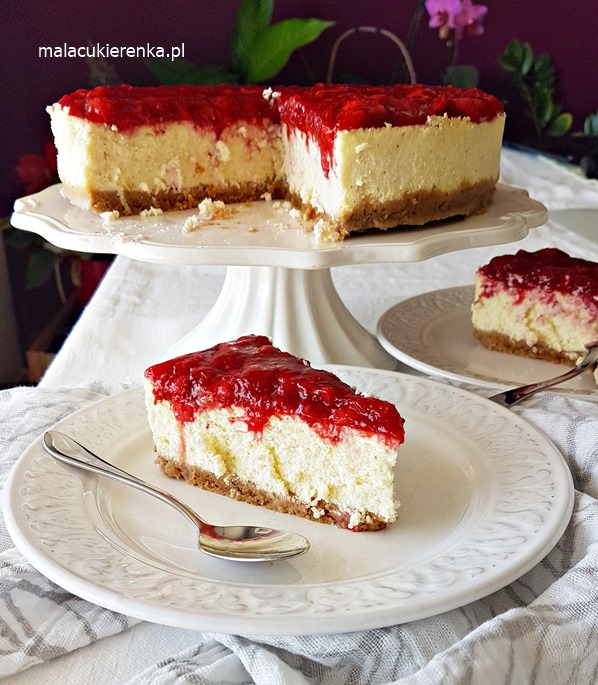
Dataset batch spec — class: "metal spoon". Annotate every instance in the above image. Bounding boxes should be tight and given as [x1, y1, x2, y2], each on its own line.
[488, 340, 598, 408]
[42, 430, 310, 562]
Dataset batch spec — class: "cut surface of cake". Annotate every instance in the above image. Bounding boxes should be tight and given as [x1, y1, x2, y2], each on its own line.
[472, 248, 598, 365]
[48, 82, 505, 240]
[143, 335, 405, 531]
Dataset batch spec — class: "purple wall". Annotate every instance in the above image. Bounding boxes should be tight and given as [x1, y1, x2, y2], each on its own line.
[3, 0, 595, 216]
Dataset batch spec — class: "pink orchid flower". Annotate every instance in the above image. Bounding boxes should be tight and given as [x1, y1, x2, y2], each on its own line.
[425, 0, 460, 40]
[453, 0, 488, 41]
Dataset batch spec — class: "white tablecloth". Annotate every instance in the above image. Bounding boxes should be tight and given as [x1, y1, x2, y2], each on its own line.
[2, 147, 598, 684]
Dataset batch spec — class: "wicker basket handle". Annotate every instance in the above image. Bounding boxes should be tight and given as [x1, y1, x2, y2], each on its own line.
[326, 26, 416, 84]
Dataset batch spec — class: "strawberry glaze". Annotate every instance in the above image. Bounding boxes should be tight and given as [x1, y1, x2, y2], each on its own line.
[56, 84, 277, 135]
[276, 83, 504, 176]
[55, 83, 503, 177]
[477, 248, 598, 310]
[144, 335, 405, 446]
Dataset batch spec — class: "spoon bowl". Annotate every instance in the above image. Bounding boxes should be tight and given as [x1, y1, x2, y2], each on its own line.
[488, 340, 598, 408]
[42, 430, 310, 562]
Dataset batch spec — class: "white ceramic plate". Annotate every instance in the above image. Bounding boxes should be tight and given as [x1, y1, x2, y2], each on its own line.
[377, 286, 598, 401]
[4, 367, 573, 635]
[10, 183, 546, 268]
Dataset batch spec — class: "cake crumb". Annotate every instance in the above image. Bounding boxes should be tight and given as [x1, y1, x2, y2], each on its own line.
[349, 512, 364, 529]
[198, 198, 227, 220]
[261, 191, 273, 202]
[313, 218, 341, 243]
[182, 199, 228, 232]
[216, 140, 230, 163]
[140, 207, 163, 217]
[100, 210, 120, 223]
[355, 142, 369, 153]
[262, 87, 281, 102]
[310, 506, 325, 519]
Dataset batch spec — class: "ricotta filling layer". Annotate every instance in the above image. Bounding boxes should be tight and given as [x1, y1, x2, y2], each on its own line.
[282, 114, 504, 235]
[472, 276, 598, 364]
[50, 107, 283, 214]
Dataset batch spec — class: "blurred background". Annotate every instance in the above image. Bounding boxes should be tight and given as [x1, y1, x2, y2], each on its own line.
[1, 0, 595, 385]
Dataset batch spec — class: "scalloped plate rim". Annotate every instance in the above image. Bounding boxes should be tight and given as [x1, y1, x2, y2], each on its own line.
[377, 286, 598, 401]
[10, 183, 547, 268]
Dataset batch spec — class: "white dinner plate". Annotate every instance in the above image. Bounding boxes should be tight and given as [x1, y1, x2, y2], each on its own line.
[4, 367, 573, 635]
[377, 286, 598, 401]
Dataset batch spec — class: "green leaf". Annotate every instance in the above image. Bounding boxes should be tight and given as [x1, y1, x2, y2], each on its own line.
[531, 53, 554, 87]
[583, 112, 598, 136]
[498, 43, 519, 72]
[518, 42, 534, 76]
[546, 112, 573, 137]
[499, 39, 533, 74]
[246, 18, 334, 83]
[6, 228, 44, 249]
[26, 248, 57, 290]
[232, 0, 274, 72]
[444, 65, 479, 89]
[535, 88, 554, 128]
[147, 58, 240, 85]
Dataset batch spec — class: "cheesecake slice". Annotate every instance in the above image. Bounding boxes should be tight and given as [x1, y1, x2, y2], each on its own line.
[472, 248, 598, 366]
[143, 335, 405, 531]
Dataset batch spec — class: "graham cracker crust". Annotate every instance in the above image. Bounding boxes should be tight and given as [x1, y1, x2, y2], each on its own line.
[70, 177, 496, 239]
[293, 179, 497, 239]
[155, 455, 387, 532]
[472, 328, 581, 365]
[88, 181, 285, 215]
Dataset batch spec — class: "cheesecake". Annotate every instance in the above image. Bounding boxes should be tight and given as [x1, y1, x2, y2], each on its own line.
[472, 248, 598, 366]
[48, 83, 505, 240]
[143, 335, 405, 531]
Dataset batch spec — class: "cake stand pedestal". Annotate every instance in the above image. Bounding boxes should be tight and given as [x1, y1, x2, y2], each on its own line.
[11, 184, 547, 367]
[169, 265, 396, 367]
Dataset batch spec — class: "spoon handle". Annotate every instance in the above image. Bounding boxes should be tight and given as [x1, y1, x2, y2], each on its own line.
[43, 430, 206, 531]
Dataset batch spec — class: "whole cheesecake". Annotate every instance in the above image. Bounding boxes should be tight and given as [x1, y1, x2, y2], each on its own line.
[143, 335, 405, 531]
[472, 248, 598, 367]
[48, 82, 505, 241]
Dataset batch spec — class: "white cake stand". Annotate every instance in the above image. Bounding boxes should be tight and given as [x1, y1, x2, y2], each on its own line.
[11, 184, 547, 368]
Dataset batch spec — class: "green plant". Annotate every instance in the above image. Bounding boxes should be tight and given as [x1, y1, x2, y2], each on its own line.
[584, 111, 598, 136]
[498, 39, 572, 137]
[147, 0, 334, 86]
[4, 224, 95, 296]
